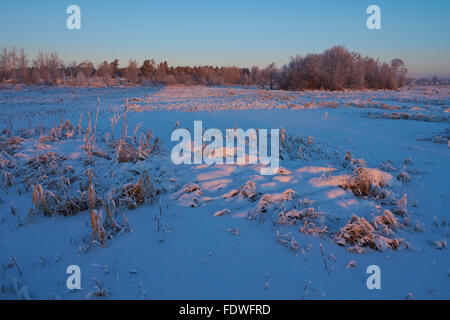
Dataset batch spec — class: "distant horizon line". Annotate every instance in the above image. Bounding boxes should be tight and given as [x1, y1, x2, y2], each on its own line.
[2, 45, 450, 79]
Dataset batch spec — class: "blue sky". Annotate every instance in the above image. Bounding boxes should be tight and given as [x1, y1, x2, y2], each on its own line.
[1, 0, 449, 77]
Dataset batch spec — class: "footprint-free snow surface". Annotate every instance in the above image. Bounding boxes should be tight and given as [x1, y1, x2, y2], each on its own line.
[0, 85, 448, 300]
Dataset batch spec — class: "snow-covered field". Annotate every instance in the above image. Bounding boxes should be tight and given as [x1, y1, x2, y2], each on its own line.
[0, 84, 448, 300]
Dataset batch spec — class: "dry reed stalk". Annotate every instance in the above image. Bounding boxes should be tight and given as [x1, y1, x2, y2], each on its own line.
[121, 99, 128, 139]
[319, 244, 329, 274]
[90, 209, 106, 246]
[133, 122, 143, 143]
[32, 183, 45, 212]
[280, 128, 286, 147]
[65, 119, 75, 139]
[10, 252, 23, 276]
[88, 170, 95, 209]
[105, 195, 120, 230]
[395, 193, 408, 216]
[90, 97, 100, 150]
[109, 113, 119, 142]
[84, 112, 91, 151]
[77, 113, 83, 135]
[86, 170, 106, 244]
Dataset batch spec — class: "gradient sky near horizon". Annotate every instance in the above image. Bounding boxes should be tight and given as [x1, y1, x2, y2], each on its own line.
[1, 0, 449, 77]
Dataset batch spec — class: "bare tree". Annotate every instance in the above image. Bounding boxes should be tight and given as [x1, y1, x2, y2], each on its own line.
[322, 46, 353, 90]
[97, 61, 114, 85]
[140, 59, 155, 80]
[110, 59, 120, 78]
[0, 47, 10, 82]
[378, 62, 397, 89]
[348, 52, 365, 89]
[32, 51, 45, 84]
[391, 58, 408, 88]
[221, 66, 241, 84]
[125, 60, 139, 84]
[75, 71, 88, 86]
[283, 55, 304, 90]
[153, 61, 169, 83]
[48, 52, 63, 84]
[78, 61, 94, 79]
[0, 47, 17, 84]
[303, 54, 323, 89]
[250, 66, 262, 85]
[17, 48, 29, 84]
[263, 63, 279, 90]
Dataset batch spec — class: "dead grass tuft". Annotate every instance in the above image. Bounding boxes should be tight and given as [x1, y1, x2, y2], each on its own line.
[276, 231, 304, 253]
[222, 180, 257, 201]
[335, 213, 407, 253]
[32, 183, 61, 215]
[342, 167, 392, 197]
[120, 171, 155, 209]
[0, 136, 24, 153]
[250, 189, 295, 221]
[344, 150, 367, 169]
[90, 209, 106, 246]
[240, 180, 257, 201]
[394, 193, 408, 216]
[117, 139, 138, 163]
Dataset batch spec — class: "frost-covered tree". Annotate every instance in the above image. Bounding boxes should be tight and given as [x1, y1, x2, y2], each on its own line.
[263, 63, 279, 90]
[391, 58, 408, 88]
[78, 61, 94, 79]
[48, 52, 63, 84]
[140, 59, 155, 80]
[97, 61, 111, 77]
[153, 61, 168, 83]
[321, 46, 353, 90]
[250, 66, 262, 85]
[303, 54, 323, 89]
[221, 67, 241, 84]
[110, 59, 120, 78]
[17, 48, 29, 84]
[75, 71, 87, 86]
[0, 46, 17, 84]
[348, 52, 365, 89]
[378, 62, 397, 89]
[125, 60, 139, 84]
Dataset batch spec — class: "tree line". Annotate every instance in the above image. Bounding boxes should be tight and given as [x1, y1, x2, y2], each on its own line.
[0, 45, 407, 90]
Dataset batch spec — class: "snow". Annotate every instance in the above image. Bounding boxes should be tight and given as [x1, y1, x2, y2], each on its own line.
[0, 84, 448, 300]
